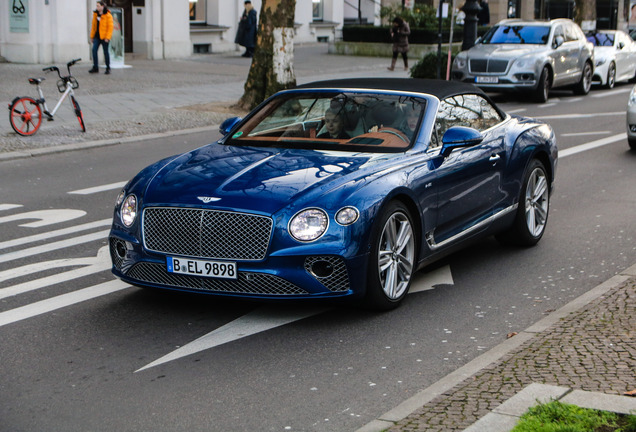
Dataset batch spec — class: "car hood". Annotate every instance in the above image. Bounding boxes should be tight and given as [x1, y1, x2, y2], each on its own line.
[467, 43, 547, 59]
[142, 143, 382, 214]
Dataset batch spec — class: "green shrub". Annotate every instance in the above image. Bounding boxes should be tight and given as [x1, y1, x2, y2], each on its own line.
[410, 51, 456, 79]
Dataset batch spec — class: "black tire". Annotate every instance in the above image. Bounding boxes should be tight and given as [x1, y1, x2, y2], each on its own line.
[496, 159, 549, 246]
[71, 96, 86, 132]
[574, 61, 592, 95]
[363, 201, 417, 311]
[629, 137, 636, 151]
[534, 67, 550, 103]
[606, 62, 616, 89]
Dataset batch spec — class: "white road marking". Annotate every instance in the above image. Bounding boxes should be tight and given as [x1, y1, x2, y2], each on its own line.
[0, 229, 110, 264]
[68, 181, 127, 195]
[0, 209, 86, 228]
[0, 279, 129, 328]
[408, 264, 454, 293]
[0, 218, 111, 251]
[559, 133, 626, 158]
[591, 87, 631, 98]
[0, 247, 111, 299]
[136, 306, 331, 372]
[0, 204, 23, 212]
[536, 111, 624, 120]
[561, 131, 610, 137]
[136, 265, 454, 372]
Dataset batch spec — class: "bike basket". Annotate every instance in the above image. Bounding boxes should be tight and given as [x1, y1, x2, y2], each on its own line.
[57, 77, 79, 93]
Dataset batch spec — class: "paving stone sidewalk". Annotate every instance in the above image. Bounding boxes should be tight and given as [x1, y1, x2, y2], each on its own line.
[386, 267, 636, 431]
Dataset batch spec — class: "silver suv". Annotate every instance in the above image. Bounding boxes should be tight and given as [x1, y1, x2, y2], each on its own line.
[452, 19, 594, 102]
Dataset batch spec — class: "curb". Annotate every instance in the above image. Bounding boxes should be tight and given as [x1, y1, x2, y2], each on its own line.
[356, 263, 636, 432]
[0, 124, 221, 162]
[464, 383, 636, 432]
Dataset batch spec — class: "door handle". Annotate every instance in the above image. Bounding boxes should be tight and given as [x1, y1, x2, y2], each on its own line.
[489, 154, 501, 163]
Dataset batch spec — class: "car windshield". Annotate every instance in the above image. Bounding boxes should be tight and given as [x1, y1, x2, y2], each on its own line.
[481, 25, 551, 45]
[586, 32, 614, 46]
[225, 91, 426, 153]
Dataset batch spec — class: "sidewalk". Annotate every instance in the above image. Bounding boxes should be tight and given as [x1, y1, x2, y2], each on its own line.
[363, 263, 636, 431]
[0, 44, 406, 156]
[2, 44, 635, 431]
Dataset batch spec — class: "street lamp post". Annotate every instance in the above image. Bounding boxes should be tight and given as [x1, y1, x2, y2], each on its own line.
[461, 0, 481, 51]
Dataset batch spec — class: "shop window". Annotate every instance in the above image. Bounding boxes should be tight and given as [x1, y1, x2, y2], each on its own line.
[313, 0, 323, 21]
[190, 0, 206, 24]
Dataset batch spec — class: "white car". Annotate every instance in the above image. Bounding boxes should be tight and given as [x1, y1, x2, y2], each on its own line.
[587, 30, 636, 88]
[627, 85, 636, 150]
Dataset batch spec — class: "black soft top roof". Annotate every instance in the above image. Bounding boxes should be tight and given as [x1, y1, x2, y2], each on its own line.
[294, 78, 486, 100]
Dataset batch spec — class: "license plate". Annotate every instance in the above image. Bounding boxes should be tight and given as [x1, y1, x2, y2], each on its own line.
[167, 256, 237, 279]
[476, 76, 499, 84]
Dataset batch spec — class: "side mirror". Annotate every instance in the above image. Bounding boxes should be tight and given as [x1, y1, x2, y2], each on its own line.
[440, 126, 483, 157]
[618, 42, 625, 50]
[553, 35, 565, 48]
[219, 116, 242, 136]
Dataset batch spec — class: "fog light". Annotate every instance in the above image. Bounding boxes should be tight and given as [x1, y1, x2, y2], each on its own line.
[311, 260, 334, 278]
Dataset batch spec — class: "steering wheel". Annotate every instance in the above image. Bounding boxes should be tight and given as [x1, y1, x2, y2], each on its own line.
[376, 127, 409, 143]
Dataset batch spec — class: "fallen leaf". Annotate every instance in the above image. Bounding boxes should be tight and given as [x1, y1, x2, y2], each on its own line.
[507, 332, 518, 339]
[624, 389, 636, 397]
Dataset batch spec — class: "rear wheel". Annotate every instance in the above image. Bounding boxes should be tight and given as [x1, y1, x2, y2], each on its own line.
[363, 201, 417, 310]
[9, 97, 42, 136]
[606, 62, 616, 89]
[496, 159, 549, 246]
[574, 62, 592, 95]
[71, 96, 86, 132]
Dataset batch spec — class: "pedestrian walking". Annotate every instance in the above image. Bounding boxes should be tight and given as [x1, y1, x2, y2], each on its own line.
[89, 1, 113, 74]
[235, 0, 258, 58]
[388, 17, 410, 71]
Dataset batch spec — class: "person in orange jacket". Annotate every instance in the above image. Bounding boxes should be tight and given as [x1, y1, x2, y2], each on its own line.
[89, 1, 114, 74]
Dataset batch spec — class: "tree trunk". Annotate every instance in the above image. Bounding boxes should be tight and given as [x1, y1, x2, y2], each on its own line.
[238, 0, 297, 111]
[574, 0, 596, 31]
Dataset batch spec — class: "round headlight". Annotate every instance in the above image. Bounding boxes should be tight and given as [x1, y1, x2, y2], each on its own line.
[120, 195, 137, 227]
[289, 208, 328, 242]
[335, 206, 359, 226]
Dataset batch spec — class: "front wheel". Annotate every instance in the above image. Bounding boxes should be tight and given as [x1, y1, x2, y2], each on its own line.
[496, 159, 549, 246]
[71, 96, 86, 132]
[574, 62, 592, 95]
[534, 67, 550, 103]
[9, 97, 42, 136]
[606, 62, 616, 89]
[363, 201, 417, 310]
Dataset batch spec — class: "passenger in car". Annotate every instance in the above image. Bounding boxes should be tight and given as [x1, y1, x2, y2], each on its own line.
[317, 107, 351, 139]
[396, 106, 421, 139]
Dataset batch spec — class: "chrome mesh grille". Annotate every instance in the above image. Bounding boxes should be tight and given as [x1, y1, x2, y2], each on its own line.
[143, 207, 273, 261]
[304, 256, 350, 292]
[470, 59, 508, 73]
[109, 237, 125, 270]
[126, 262, 307, 296]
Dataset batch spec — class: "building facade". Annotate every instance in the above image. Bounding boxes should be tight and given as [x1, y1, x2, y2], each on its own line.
[0, 0, 629, 64]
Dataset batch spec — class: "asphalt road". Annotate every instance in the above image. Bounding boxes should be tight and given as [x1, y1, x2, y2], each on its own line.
[1, 84, 635, 432]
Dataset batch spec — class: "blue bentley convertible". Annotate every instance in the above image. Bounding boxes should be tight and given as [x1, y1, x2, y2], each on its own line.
[109, 78, 557, 310]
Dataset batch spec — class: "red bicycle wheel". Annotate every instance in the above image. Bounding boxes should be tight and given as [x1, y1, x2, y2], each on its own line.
[9, 97, 42, 136]
[71, 96, 86, 132]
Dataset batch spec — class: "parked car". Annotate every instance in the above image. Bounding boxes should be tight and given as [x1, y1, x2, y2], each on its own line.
[109, 78, 557, 310]
[452, 19, 594, 102]
[586, 30, 636, 88]
[626, 84, 636, 150]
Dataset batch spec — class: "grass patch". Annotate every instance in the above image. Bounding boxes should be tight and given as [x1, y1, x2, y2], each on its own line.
[511, 400, 636, 432]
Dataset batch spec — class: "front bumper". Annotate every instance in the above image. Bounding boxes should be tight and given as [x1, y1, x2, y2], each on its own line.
[109, 235, 368, 301]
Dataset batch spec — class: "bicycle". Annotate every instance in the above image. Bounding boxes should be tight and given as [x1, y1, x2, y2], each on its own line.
[8, 58, 85, 136]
